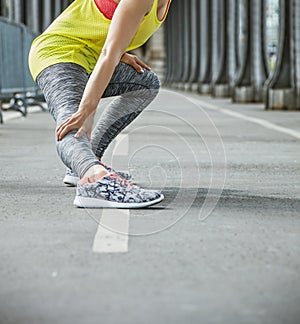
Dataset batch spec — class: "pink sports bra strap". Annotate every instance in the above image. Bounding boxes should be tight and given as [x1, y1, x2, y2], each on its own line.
[94, 0, 118, 20]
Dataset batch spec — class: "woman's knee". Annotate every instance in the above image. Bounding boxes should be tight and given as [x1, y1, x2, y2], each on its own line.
[145, 70, 160, 90]
[138, 70, 160, 101]
[104, 62, 161, 97]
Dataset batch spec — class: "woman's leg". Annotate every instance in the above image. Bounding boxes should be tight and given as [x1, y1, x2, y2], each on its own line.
[37, 62, 163, 208]
[91, 62, 160, 158]
[37, 63, 102, 178]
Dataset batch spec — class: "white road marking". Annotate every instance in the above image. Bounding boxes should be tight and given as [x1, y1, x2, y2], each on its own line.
[112, 133, 129, 156]
[93, 133, 130, 253]
[191, 98, 300, 140]
[92, 209, 130, 253]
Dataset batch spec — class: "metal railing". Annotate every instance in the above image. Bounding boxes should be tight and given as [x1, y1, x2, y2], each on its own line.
[0, 0, 74, 123]
[0, 17, 45, 120]
[164, 0, 300, 110]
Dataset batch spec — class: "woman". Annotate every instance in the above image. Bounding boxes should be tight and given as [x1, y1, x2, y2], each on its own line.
[29, 0, 172, 208]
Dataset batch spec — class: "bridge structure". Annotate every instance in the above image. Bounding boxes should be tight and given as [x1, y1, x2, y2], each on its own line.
[0, 0, 299, 115]
[164, 0, 300, 110]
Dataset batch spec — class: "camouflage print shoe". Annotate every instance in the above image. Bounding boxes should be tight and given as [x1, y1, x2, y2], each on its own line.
[63, 168, 80, 187]
[74, 173, 164, 208]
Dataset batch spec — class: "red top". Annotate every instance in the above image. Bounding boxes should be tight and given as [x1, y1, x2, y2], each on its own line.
[94, 0, 118, 20]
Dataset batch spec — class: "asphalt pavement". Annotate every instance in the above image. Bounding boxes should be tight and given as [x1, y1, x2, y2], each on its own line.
[0, 89, 300, 324]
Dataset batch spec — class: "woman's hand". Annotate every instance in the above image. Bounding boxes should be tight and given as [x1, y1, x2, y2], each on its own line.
[120, 53, 151, 74]
[74, 112, 95, 140]
[56, 110, 92, 141]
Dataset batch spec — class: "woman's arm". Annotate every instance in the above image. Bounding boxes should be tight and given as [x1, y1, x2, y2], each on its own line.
[56, 0, 153, 141]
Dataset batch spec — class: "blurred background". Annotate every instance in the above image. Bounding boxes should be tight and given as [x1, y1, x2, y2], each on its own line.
[0, 0, 299, 121]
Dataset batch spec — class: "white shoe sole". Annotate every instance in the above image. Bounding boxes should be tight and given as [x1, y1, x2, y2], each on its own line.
[63, 175, 80, 187]
[73, 194, 164, 209]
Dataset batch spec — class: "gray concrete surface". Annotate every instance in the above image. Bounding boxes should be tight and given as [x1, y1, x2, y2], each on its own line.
[0, 89, 300, 324]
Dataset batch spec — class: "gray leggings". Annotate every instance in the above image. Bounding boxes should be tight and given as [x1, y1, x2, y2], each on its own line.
[37, 62, 160, 178]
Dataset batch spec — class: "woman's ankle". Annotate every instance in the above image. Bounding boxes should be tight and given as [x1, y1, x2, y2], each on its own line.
[80, 165, 108, 183]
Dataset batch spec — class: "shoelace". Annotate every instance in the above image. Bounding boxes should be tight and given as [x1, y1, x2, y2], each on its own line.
[98, 160, 132, 181]
[109, 173, 132, 188]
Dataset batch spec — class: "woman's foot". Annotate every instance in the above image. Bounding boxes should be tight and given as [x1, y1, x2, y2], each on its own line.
[74, 173, 164, 208]
[98, 160, 132, 181]
[63, 161, 132, 187]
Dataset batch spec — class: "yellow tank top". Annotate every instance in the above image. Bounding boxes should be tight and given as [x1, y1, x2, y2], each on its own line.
[29, 0, 171, 81]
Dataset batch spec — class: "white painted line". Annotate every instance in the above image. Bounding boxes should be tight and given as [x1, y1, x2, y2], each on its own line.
[112, 134, 129, 156]
[191, 98, 300, 140]
[93, 133, 130, 254]
[93, 209, 130, 253]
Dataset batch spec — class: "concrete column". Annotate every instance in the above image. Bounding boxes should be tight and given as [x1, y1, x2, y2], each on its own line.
[266, 0, 300, 110]
[1, 0, 8, 17]
[13, 0, 22, 23]
[227, 0, 239, 91]
[164, 1, 178, 86]
[163, 9, 172, 85]
[62, 0, 72, 10]
[31, 0, 40, 33]
[187, 0, 200, 89]
[233, 0, 269, 102]
[42, 0, 52, 30]
[198, 0, 212, 94]
[180, 1, 192, 88]
[211, 0, 230, 97]
[146, 27, 166, 82]
[173, 0, 184, 86]
[8, 0, 13, 21]
[54, 0, 62, 18]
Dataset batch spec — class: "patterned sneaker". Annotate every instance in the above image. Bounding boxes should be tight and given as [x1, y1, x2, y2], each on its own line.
[63, 162, 131, 187]
[74, 173, 164, 208]
[63, 168, 80, 187]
